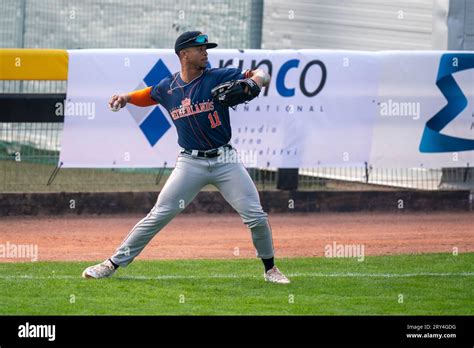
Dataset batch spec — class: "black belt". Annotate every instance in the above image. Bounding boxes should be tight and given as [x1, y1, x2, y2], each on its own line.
[181, 144, 232, 158]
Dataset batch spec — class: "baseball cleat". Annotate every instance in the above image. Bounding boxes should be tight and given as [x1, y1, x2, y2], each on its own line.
[82, 259, 116, 279]
[264, 266, 290, 284]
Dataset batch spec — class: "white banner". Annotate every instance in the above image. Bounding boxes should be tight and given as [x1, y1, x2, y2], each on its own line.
[61, 49, 473, 168]
[371, 51, 474, 168]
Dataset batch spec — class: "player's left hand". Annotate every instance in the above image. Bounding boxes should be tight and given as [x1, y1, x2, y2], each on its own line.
[211, 78, 261, 108]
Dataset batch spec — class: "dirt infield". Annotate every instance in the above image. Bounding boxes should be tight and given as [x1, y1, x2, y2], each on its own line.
[0, 212, 472, 262]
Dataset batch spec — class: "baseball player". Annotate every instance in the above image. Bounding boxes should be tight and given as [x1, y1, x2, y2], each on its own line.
[82, 31, 290, 284]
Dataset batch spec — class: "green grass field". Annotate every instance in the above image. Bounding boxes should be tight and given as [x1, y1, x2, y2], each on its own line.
[0, 253, 472, 315]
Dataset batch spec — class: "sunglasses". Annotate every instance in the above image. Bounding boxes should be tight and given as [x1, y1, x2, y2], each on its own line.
[181, 34, 208, 46]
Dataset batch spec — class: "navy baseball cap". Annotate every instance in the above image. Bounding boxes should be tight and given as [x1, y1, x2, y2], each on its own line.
[174, 31, 217, 54]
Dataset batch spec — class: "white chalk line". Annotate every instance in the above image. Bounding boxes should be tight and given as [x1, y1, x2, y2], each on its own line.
[0, 272, 472, 281]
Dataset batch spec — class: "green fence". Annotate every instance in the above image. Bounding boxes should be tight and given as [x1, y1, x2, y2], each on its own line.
[1, 0, 263, 50]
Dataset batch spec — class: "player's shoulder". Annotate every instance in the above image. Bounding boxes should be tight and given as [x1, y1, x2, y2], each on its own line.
[206, 67, 240, 75]
[204, 67, 246, 83]
[151, 74, 177, 101]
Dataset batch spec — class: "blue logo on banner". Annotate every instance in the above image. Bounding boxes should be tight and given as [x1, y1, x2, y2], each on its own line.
[419, 53, 474, 153]
[137, 59, 172, 147]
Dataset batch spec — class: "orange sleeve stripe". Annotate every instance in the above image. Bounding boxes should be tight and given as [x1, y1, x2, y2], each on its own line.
[128, 86, 157, 107]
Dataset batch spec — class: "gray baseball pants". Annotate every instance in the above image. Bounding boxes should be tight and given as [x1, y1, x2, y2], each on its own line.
[111, 148, 274, 266]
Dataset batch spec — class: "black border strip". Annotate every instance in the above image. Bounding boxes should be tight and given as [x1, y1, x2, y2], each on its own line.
[0, 316, 472, 346]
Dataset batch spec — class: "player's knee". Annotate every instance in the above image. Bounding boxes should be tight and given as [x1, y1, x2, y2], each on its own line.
[149, 203, 183, 220]
[242, 211, 268, 229]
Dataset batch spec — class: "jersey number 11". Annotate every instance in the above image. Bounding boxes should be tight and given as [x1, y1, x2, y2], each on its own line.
[208, 111, 221, 129]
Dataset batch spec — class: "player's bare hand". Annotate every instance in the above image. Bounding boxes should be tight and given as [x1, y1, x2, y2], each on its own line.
[250, 69, 271, 88]
[109, 94, 129, 112]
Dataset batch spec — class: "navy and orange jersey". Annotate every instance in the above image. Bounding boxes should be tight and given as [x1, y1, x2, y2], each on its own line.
[150, 68, 249, 150]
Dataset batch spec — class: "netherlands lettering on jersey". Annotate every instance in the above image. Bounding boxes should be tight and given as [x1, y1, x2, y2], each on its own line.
[150, 67, 245, 150]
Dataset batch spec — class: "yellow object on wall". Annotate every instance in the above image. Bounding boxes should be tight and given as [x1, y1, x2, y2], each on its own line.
[0, 49, 68, 80]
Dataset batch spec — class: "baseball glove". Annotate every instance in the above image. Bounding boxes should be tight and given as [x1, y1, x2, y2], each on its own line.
[211, 78, 261, 108]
